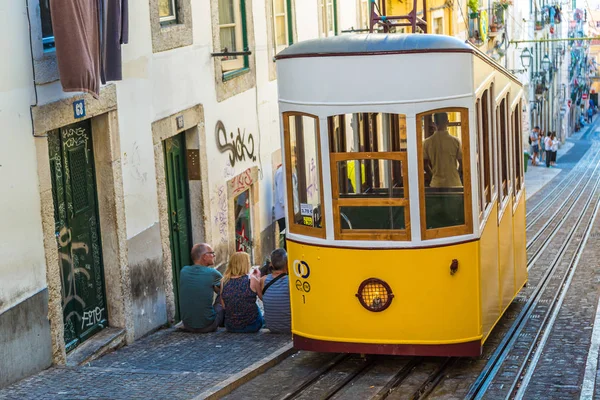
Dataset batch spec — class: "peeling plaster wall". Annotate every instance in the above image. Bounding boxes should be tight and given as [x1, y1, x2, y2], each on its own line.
[0, 0, 47, 317]
[128, 223, 166, 338]
[0, 1, 52, 386]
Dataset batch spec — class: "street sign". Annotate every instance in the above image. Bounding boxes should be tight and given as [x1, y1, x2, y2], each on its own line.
[583, 93, 588, 100]
[568, 99, 572, 108]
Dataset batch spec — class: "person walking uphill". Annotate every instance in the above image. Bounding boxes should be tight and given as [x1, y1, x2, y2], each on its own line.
[179, 243, 224, 333]
[221, 252, 263, 333]
[259, 248, 291, 334]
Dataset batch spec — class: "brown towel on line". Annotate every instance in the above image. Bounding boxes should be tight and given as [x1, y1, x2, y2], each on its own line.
[50, 0, 101, 98]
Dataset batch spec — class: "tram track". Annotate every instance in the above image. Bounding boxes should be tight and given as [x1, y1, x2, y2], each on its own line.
[222, 142, 600, 400]
[465, 143, 600, 399]
[525, 143, 600, 231]
[524, 143, 600, 265]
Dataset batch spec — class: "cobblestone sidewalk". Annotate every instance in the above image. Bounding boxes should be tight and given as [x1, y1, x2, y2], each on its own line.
[0, 328, 291, 400]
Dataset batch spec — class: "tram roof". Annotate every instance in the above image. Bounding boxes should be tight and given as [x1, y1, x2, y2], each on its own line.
[276, 33, 473, 60]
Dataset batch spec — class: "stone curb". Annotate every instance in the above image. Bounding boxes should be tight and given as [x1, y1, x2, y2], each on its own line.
[193, 342, 296, 400]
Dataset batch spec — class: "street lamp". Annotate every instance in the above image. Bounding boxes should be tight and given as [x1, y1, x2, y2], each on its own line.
[520, 48, 533, 70]
[542, 54, 552, 72]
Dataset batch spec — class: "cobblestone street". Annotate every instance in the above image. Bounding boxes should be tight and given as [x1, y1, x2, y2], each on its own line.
[0, 329, 291, 400]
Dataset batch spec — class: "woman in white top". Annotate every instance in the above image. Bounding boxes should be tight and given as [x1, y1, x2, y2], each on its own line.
[551, 133, 559, 167]
[544, 132, 553, 168]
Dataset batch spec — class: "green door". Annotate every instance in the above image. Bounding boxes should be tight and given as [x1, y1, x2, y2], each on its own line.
[164, 133, 192, 321]
[48, 120, 107, 353]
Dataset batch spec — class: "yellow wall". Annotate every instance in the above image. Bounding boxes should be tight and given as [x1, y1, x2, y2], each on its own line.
[387, 0, 454, 35]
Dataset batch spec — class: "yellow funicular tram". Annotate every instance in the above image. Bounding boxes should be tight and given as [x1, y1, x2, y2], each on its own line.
[275, 31, 528, 356]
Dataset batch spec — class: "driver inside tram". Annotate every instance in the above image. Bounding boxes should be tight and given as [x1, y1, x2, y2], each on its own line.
[423, 112, 463, 188]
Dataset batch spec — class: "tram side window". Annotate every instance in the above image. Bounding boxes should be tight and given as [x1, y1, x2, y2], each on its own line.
[481, 90, 493, 211]
[417, 109, 473, 239]
[513, 102, 523, 196]
[284, 113, 325, 237]
[498, 98, 510, 202]
[328, 113, 410, 240]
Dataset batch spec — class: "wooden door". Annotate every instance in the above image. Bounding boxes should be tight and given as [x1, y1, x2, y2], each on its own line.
[49, 120, 107, 352]
[164, 133, 192, 321]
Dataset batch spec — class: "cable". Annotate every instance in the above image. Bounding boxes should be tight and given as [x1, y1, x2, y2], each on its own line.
[456, 0, 472, 39]
[25, 0, 40, 137]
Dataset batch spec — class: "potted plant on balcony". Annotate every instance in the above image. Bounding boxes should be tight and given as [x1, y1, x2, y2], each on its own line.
[535, 20, 543, 30]
[468, 0, 479, 19]
[497, 0, 512, 9]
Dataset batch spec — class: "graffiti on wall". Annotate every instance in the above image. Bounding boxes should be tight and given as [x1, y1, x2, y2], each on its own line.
[57, 224, 105, 332]
[214, 185, 229, 244]
[216, 121, 256, 167]
[231, 169, 254, 197]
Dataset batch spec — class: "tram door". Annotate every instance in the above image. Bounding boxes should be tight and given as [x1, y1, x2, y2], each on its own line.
[164, 133, 193, 321]
[49, 120, 107, 353]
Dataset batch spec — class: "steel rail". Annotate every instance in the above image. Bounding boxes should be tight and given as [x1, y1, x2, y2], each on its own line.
[276, 354, 349, 400]
[410, 358, 457, 400]
[465, 152, 600, 399]
[524, 147, 600, 269]
[511, 187, 600, 399]
[371, 358, 423, 400]
[525, 144, 600, 228]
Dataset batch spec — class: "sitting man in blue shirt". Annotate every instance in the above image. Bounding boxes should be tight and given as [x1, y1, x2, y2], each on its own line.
[179, 243, 223, 333]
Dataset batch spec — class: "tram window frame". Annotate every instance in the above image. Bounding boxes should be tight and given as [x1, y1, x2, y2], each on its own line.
[283, 112, 327, 238]
[328, 112, 411, 241]
[497, 97, 511, 207]
[416, 108, 473, 240]
[480, 89, 493, 216]
[512, 101, 524, 203]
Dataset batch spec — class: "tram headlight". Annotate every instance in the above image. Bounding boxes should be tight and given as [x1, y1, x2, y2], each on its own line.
[355, 278, 394, 312]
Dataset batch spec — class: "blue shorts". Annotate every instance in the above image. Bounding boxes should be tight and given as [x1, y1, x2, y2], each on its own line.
[531, 144, 539, 153]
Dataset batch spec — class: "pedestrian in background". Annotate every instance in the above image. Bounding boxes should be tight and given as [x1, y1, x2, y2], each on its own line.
[273, 164, 287, 249]
[259, 248, 291, 334]
[530, 126, 540, 166]
[178, 243, 224, 333]
[588, 107, 594, 124]
[544, 131, 553, 168]
[551, 133, 559, 167]
[221, 252, 263, 333]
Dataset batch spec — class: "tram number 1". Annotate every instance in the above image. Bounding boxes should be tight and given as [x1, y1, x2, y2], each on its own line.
[296, 279, 311, 304]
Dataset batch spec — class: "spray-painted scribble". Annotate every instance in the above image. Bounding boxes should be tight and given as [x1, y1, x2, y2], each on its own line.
[232, 169, 253, 197]
[216, 121, 256, 167]
[81, 307, 105, 330]
[213, 185, 229, 244]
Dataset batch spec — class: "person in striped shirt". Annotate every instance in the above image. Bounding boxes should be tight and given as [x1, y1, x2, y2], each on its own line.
[259, 249, 291, 334]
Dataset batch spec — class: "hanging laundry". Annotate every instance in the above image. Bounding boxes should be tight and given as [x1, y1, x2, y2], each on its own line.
[50, 1, 101, 98]
[102, 0, 129, 83]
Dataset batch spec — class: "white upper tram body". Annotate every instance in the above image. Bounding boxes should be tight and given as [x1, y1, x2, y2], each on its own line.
[276, 34, 524, 249]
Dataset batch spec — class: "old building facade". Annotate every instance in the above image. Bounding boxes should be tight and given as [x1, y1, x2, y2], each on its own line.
[0, 0, 369, 387]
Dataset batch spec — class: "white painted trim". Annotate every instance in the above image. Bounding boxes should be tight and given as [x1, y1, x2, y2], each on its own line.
[319, 116, 335, 240]
[405, 116, 422, 244]
[279, 93, 474, 107]
[286, 232, 478, 248]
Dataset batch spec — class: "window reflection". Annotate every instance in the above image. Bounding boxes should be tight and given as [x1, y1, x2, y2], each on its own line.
[419, 110, 470, 233]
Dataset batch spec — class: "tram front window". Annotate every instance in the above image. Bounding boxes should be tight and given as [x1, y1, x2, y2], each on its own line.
[283, 113, 325, 237]
[418, 109, 473, 239]
[328, 112, 410, 240]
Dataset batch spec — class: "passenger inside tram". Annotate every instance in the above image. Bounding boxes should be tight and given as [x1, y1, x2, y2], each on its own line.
[420, 111, 467, 231]
[423, 112, 463, 188]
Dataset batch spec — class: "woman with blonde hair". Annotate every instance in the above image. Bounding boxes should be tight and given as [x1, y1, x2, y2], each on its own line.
[221, 252, 263, 333]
